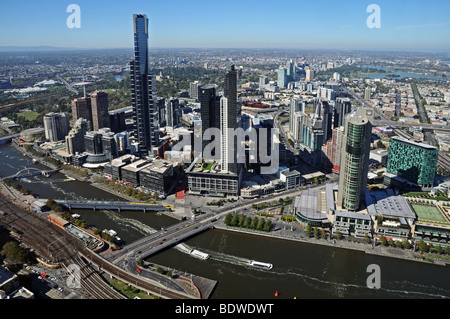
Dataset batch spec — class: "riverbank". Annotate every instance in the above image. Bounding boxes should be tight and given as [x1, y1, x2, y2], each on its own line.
[213, 220, 450, 267]
[10, 141, 186, 220]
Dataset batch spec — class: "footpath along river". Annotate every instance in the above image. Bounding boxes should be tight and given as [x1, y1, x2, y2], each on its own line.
[1, 143, 449, 299]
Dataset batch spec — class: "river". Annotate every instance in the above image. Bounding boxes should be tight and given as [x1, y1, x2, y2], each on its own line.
[362, 65, 448, 82]
[1, 143, 449, 299]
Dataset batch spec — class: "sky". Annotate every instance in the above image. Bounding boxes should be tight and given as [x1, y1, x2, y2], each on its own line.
[1, 0, 450, 51]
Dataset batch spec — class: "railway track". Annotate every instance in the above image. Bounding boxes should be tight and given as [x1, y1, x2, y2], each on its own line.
[63, 254, 126, 299]
[0, 189, 125, 299]
[0, 185, 195, 299]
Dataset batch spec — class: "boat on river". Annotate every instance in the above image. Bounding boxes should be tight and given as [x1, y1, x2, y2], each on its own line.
[249, 260, 273, 270]
[190, 249, 210, 260]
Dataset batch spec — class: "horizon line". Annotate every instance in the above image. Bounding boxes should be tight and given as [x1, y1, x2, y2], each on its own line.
[0, 45, 449, 54]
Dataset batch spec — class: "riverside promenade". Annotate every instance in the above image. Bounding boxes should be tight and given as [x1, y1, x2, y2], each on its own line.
[213, 216, 450, 267]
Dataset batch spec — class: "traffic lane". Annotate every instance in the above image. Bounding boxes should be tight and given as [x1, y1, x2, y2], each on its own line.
[125, 258, 186, 293]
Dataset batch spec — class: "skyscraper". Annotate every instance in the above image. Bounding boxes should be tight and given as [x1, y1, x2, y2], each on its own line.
[71, 97, 92, 125]
[289, 98, 303, 133]
[90, 91, 110, 131]
[190, 81, 201, 100]
[286, 61, 295, 83]
[337, 108, 373, 211]
[130, 14, 159, 155]
[334, 97, 352, 128]
[278, 68, 287, 88]
[222, 65, 240, 174]
[306, 69, 314, 82]
[165, 97, 180, 128]
[43, 112, 70, 142]
[199, 84, 220, 157]
[66, 118, 90, 155]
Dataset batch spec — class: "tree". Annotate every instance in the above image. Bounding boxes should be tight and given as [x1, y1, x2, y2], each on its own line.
[313, 227, 320, 239]
[125, 187, 133, 196]
[402, 238, 411, 250]
[243, 216, 252, 229]
[256, 218, 265, 231]
[1, 242, 32, 263]
[379, 235, 387, 246]
[306, 225, 312, 238]
[250, 217, 259, 229]
[334, 231, 342, 240]
[238, 214, 246, 228]
[230, 214, 239, 227]
[263, 220, 272, 232]
[224, 213, 233, 226]
[417, 241, 429, 253]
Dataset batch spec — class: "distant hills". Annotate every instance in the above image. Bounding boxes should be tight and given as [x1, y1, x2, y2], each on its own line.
[0, 46, 80, 52]
[0, 46, 133, 52]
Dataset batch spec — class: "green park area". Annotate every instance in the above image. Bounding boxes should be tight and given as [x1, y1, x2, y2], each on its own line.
[17, 110, 39, 122]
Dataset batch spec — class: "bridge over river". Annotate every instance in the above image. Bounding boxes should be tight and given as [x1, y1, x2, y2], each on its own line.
[53, 199, 173, 213]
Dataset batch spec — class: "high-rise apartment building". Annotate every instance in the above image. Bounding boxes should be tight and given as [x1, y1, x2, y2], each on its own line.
[286, 60, 295, 83]
[190, 81, 201, 100]
[334, 97, 352, 128]
[222, 65, 240, 174]
[337, 108, 373, 211]
[306, 69, 314, 82]
[199, 84, 220, 157]
[278, 68, 287, 88]
[130, 14, 159, 155]
[66, 118, 90, 155]
[289, 98, 303, 133]
[364, 87, 372, 100]
[71, 97, 92, 125]
[386, 137, 438, 188]
[43, 112, 70, 142]
[165, 98, 180, 128]
[71, 91, 110, 132]
[90, 91, 110, 131]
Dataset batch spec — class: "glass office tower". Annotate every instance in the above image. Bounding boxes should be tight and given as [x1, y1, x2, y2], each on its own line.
[337, 108, 373, 211]
[130, 14, 159, 155]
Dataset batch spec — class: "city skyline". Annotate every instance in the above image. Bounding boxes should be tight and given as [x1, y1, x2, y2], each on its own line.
[1, 0, 450, 52]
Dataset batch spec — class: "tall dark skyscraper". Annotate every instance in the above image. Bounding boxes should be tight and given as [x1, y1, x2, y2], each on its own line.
[91, 91, 110, 131]
[222, 65, 239, 174]
[199, 84, 220, 157]
[130, 14, 159, 156]
[334, 97, 352, 128]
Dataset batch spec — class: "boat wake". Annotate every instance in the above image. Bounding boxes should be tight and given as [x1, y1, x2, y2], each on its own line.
[271, 266, 450, 299]
[103, 210, 158, 236]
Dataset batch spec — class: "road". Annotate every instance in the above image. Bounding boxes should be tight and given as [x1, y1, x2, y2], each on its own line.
[0, 182, 195, 299]
[343, 85, 440, 146]
[411, 83, 437, 147]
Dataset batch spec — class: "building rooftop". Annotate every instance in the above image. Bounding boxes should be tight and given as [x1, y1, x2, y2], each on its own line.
[294, 189, 328, 221]
[391, 136, 438, 151]
[122, 159, 152, 172]
[365, 188, 416, 220]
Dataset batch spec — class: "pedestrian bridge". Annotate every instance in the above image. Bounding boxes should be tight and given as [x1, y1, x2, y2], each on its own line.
[5, 168, 60, 180]
[54, 199, 173, 212]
